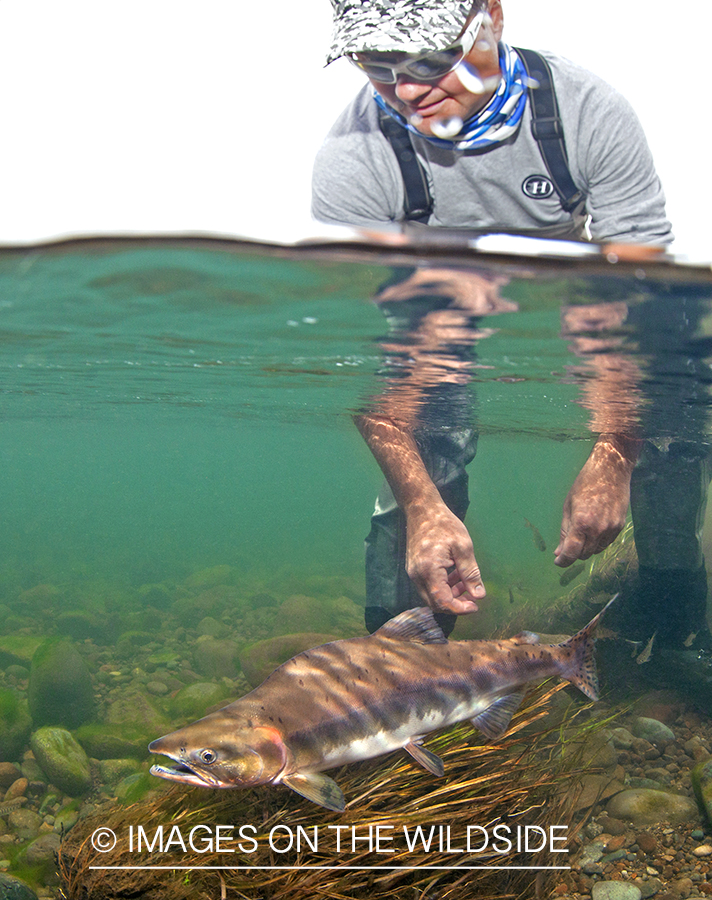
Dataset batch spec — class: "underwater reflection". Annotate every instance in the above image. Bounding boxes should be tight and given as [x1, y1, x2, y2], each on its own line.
[563, 282, 712, 662]
[355, 263, 712, 674]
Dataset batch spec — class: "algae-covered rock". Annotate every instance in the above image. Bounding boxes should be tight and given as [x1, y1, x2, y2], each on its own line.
[115, 771, 156, 804]
[273, 594, 362, 638]
[185, 565, 235, 590]
[144, 649, 182, 671]
[30, 727, 92, 796]
[192, 637, 240, 679]
[8, 807, 43, 841]
[137, 582, 173, 608]
[105, 689, 171, 736]
[0, 635, 44, 669]
[55, 610, 109, 643]
[53, 802, 81, 834]
[16, 583, 60, 612]
[691, 757, 712, 823]
[0, 873, 39, 900]
[28, 639, 94, 728]
[170, 682, 231, 720]
[197, 616, 223, 637]
[115, 631, 156, 654]
[98, 758, 143, 787]
[239, 633, 338, 687]
[73, 723, 149, 760]
[0, 689, 32, 762]
[606, 788, 701, 827]
[23, 832, 62, 878]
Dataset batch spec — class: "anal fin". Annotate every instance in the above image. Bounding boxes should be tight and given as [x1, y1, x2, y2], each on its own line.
[405, 740, 445, 777]
[471, 691, 526, 740]
[281, 772, 345, 812]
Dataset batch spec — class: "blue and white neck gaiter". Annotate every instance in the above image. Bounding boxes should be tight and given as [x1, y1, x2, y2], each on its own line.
[374, 42, 529, 151]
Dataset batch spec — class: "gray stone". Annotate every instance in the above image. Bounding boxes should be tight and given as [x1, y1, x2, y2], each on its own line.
[0, 763, 21, 789]
[24, 832, 61, 866]
[691, 757, 712, 824]
[601, 849, 627, 863]
[30, 727, 92, 796]
[192, 637, 240, 679]
[7, 808, 42, 841]
[579, 841, 605, 867]
[610, 727, 635, 749]
[591, 882, 642, 900]
[0, 873, 39, 900]
[631, 717, 675, 746]
[28, 639, 94, 728]
[637, 879, 663, 900]
[606, 788, 701, 827]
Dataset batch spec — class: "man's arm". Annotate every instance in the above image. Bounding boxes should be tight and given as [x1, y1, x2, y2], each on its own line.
[555, 432, 642, 566]
[354, 413, 485, 614]
[555, 302, 644, 566]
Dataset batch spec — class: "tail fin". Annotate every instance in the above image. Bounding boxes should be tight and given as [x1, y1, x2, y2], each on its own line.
[555, 593, 618, 701]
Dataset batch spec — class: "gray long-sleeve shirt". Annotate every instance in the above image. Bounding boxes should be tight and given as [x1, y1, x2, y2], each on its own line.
[312, 50, 673, 244]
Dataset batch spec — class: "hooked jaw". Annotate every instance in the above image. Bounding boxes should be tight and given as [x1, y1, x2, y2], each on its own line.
[148, 723, 290, 790]
[148, 736, 233, 788]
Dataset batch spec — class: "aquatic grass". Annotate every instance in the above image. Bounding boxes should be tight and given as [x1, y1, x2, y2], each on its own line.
[57, 682, 611, 900]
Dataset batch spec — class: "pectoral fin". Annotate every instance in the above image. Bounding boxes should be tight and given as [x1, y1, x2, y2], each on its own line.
[281, 772, 345, 812]
[405, 740, 445, 777]
[471, 691, 526, 740]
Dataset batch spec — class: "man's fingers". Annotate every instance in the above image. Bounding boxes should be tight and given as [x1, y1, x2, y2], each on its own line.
[554, 530, 585, 567]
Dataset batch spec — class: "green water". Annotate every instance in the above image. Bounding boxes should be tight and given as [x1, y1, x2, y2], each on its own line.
[3, 237, 712, 891]
[0, 240, 599, 607]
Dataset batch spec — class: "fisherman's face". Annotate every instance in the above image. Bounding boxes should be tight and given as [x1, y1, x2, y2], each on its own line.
[364, 0, 504, 138]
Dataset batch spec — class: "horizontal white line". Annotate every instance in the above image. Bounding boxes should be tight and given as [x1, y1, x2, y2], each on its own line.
[89, 865, 571, 871]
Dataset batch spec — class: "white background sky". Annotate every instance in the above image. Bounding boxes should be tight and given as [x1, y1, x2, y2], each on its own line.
[0, 0, 709, 261]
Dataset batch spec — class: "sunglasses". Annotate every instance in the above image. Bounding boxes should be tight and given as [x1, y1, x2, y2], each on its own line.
[348, 11, 486, 85]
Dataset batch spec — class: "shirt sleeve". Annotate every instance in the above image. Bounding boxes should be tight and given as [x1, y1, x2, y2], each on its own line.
[562, 69, 673, 244]
[311, 88, 406, 227]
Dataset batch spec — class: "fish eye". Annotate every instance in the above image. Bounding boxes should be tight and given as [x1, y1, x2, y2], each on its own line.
[199, 749, 218, 765]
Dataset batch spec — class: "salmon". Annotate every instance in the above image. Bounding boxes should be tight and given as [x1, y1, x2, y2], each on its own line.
[149, 595, 616, 812]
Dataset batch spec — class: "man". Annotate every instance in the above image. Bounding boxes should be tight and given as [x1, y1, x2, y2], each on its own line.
[312, 0, 711, 662]
[313, 0, 672, 242]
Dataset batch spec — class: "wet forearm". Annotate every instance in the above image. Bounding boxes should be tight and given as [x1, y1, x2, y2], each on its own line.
[353, 413, 442, 517]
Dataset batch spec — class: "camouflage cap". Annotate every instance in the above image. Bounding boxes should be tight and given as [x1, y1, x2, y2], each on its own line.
[327, 0, 475, 65]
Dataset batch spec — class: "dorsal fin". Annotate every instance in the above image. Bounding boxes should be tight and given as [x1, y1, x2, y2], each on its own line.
[509, 630, 540, 645]
[375, 608, 448, 644]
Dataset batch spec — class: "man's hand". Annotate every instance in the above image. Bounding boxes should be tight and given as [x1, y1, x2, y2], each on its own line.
[555, 434, 641, 566]
[405, 502, 485, 614]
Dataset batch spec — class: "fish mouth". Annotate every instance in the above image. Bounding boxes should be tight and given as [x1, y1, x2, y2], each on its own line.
[149, 760, 216, 787]
[148, 748, 231, 789]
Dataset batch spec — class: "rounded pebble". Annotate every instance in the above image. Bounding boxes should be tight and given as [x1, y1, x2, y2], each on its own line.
[591, 881, 642, 900]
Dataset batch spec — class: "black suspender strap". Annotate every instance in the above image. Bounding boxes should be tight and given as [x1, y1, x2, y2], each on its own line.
[377, 47, 585, 222]
[377, 106, 433, 224]
[515, 47, 584, 213]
